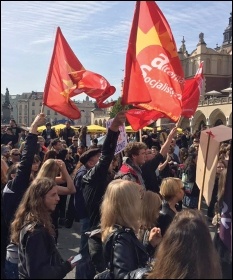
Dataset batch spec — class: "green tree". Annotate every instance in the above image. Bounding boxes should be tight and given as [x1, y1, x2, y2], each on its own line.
[110, 97, 132, 124]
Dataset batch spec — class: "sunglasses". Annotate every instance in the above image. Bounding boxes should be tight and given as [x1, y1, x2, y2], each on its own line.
[12, 153, 21, 156]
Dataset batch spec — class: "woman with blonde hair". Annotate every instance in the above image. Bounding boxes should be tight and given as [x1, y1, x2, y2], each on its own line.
[147, 209, 222, 279]
[99, 179, 162, 279]
[157, 177, 184, 236]
[10, 177, 77, 279]
[138, 191, 162, 248]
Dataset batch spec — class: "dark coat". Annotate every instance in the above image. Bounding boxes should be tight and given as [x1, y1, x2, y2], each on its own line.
[103, 227, 150, 279]
[82, 129, 119, 230]
[41, 128, 57, 146]
[157, 200, 176, 236]
[18, 224, 71, 279]
[141, 153, 163, 193]
[2, 133, 37, 229]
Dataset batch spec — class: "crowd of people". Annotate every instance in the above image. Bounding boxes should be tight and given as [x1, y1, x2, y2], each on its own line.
[1, 112, 232, 279]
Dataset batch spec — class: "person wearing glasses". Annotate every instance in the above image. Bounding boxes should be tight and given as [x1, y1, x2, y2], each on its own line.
[69, 136, 79, 161]
[157, 177, 185, 236]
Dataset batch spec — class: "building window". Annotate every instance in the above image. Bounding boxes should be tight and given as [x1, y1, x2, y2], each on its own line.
[19, 117, 22, 123]
[55, 111, 57, 115]
[47, 110, 50, 115]
[32, 102, 35, 106]
[32, 110, 35, 115]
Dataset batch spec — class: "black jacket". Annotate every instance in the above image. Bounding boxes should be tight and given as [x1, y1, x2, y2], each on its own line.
[103, 227, 150, 279]
[18, 224, 71, 279]
[141, 153, 163, 193]
[157, 200, 176, 236]
[82, 129, 119, 230]
[2, 133, 37, 229]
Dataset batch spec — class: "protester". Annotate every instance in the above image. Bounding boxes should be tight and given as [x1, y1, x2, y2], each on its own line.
[9, 119, 22, 148]
[114, 141, 147, 188]
[59, 121, 76, 147]
[82, 111, 126, 274]
[100, 179, 162, 279]
[147, 209, 222, 279]
[10, 177, 77, 279]
[2, 113, 46, 279]
[157, 177, 184, 236]
[41, 122, 57, 147]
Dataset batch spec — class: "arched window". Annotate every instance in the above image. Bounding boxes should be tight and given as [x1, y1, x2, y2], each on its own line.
[185, 62, 189, 77]
[214, 119, 223, 126]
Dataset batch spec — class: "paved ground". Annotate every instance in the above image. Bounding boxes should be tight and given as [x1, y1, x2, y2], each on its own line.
[57, 197, 215, 279]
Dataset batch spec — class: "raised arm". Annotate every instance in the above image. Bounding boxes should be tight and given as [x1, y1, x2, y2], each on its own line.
[55, 160, 76, 195]
[160, 127, 177, 157]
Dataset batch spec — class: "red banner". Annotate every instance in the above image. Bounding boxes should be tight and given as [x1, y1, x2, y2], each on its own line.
[43, 27, 84, 119]
[69, 70, 116, 108]
[122, 1, 185, 121]
[182, 61, 204, 117]
[125, 108, 165, 131]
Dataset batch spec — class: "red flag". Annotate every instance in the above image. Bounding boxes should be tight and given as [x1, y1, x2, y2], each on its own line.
[181, 61, 204, 118]
[122, 1, 185, 121]
[69, 70, 116, 108]
[126, 108, 165, 131]
[43, 27, 84, 119]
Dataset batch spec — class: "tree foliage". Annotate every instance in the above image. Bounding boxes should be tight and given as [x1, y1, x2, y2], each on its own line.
[110, 97, 133, 124]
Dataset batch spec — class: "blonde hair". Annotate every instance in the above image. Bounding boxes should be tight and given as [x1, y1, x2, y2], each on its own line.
[140, 191, 161, 229]
[36, 159, 59, 180]
[101, 179, 142, 242]
[160, 177, 183, 201]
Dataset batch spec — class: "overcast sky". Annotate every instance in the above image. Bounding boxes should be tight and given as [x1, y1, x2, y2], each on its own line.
[1, 1, 232, 101]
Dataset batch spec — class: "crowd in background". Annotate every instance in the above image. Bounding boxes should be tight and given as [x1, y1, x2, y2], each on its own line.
[1, 114, 232, 279]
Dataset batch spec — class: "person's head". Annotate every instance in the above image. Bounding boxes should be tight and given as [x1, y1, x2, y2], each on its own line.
[43, 150, 58, 163]
[9, 119, 17, 127]
[31, 155, 41, 174]
[179, 147, 189, 163]
[36, 159, 60, 180]
[10, 149, 21, 162]
[184, 152, 197, 168]
[51, 138, 62, 152]
[216, 159, 226, 176]
[124, 142, 147, 166]
[151, 146, 159, 155]
[145, 148, 154, 161]
[65, 120, 71, 128]
[147, 209, 222, 279]
[101, 179, 142, 242]
[10, 178, 59, 244]
[140, 191, 162, 229]
[168, 146, 174, 154]
[79, 148, 101, 169]
[5, 127, 13, 135]
[37, 135, 45, 147]
[1, 145, 11, 158]
[170, 138, 176, 147]
[160, 177, 184, 203]
[77, 144, 86, 155]
[72, 136, 79, 146]
[45, 122, 52, 130]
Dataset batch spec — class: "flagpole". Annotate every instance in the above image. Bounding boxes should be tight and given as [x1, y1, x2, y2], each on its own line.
[175, 116, 183, 128]
[198, 132, 211, 210]
[40, 104, 45, 114]
[139, 129, 142, 142]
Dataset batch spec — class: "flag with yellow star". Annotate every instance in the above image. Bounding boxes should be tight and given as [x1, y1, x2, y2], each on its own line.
[43, 27, 84, 119]
[121, 1, 185, 122]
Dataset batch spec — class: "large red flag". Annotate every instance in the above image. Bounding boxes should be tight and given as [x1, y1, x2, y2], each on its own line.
[181, 61, 204, 118]
[43, 27, 84, 119]
[69, 70, 116, 108]
[122, 1, 185, 121]
[125, 108, 165, 131]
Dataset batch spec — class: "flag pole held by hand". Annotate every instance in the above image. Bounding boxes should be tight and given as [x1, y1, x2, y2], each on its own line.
[40, 104, 45, 114]
[176, 116, 183, 128]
